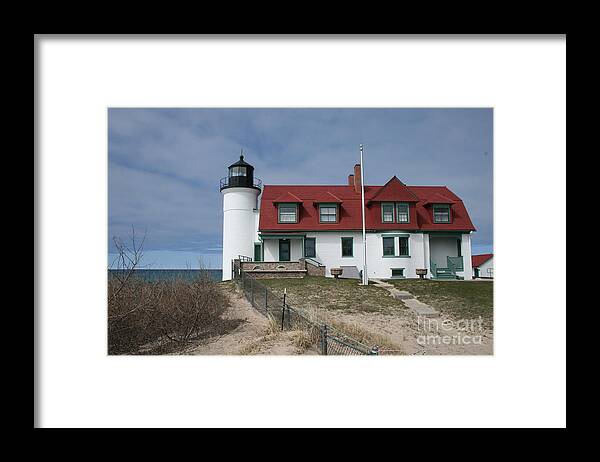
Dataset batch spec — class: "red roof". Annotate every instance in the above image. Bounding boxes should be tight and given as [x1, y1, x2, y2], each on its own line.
[311, 191, 343, 204]
[259, 178, 476, 232]
[368, 176, 420, 203]
[472, 254, 493, 267]
[272, 192, 303, 203]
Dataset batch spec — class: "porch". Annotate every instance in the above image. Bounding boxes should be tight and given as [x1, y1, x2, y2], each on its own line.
[429, 234, 465, 280]
[237, 232, 326, 279]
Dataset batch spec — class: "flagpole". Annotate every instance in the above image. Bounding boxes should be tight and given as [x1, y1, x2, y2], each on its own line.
[359, 144, 368, 285]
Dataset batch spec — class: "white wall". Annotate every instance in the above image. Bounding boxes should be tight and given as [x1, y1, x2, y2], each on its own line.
[365, 233, 427, 279]
[306, 231, 363, 277]
[291, 239, 303, 261]
[304, 231, 428, 279]
[258, 231, 475, 280]
[261, 238, 303, 261]
[221, 187, 261, 280]
[263, 239, 278, 261]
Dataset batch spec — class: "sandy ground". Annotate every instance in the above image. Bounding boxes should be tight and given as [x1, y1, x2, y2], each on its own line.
[185, 287, 317, 355]
[184, 281, 491, 356]
[324, 306, 493, 355]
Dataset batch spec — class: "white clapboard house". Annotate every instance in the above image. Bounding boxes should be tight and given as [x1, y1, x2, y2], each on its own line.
[220, 155, 476, 281]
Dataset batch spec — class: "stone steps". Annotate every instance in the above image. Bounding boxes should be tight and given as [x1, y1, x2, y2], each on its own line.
[371, 278, 439, 317]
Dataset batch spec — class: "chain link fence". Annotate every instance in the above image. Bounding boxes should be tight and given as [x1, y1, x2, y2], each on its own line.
[234, 267, 378, 355]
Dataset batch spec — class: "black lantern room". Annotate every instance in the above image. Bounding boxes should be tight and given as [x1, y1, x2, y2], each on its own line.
[219, 153, 262, 191]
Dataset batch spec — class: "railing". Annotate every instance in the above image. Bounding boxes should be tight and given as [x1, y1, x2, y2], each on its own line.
[447, 256, 464, 272]
[238, 255, 252, 262]
[233, 267, 378, 355]
[430, 259, 437, 278]
[304, 257, 324, 267]
[219, 176, 262, 190]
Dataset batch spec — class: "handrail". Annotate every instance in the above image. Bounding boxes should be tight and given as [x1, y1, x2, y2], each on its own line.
[304, 257, 324, 267]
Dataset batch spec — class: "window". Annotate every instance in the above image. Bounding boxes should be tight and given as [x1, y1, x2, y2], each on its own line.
[304, 238, 316, 258]
[391, 268, 404, 278]
[383, 235, 410, 257]
[433, 204, 451, 223]
[278, 203, 298, 223]
[382, 203, 395, 223]
[230, 166, 247, 177]
[381, 202, 410, 224]
[457, 239, 462, 257]
[341, 237, 353, 257]
[396, 203, 409, 223]
[319, 204, 338, 223]
[399, 236, 409, 256]
[383, 237, 395, 256]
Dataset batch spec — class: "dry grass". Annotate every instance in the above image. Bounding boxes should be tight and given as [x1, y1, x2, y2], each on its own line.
[261, 276, 403, 314]
[327, 318, 402, 354]
[237, 328, 316, 355]
[291, 330, 315, 351]
[107, 229, 239, 355]
[389, 279, 493, 327]
[108, 273, 232, 355]
[297, 304, 403, 354]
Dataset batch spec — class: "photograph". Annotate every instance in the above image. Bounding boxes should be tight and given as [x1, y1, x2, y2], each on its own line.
[107, 108, 493, 356]
[36, 35, 565, 429]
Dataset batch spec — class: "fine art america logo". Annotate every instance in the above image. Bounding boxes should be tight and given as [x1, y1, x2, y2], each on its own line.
[416, 316, 484, 346]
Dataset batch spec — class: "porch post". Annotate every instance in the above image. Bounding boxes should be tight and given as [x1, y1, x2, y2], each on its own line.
[423, 233, 431, 279]
[461, 233, 473, 280]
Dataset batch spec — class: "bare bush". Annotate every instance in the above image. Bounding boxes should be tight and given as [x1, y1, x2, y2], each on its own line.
[108, 229, 230, 355]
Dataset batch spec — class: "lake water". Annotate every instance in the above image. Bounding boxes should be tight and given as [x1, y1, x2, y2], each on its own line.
[108, 269, 222, 282]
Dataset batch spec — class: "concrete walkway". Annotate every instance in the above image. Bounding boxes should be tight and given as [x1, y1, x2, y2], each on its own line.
[371, 279, 439, 317]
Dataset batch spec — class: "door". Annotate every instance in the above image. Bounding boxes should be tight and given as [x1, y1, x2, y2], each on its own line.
[279, 239, 290, 261]
[254, 243, 262, 262]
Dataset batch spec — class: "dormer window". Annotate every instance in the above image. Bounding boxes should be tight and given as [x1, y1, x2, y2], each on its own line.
[396, 203, 409, 224]
[382, 203, 395, 223]
[433, 204, 451, 223]
[319, 204, 338, 223]
[381, 202, 410, 224]
[278, 203, 298, 223]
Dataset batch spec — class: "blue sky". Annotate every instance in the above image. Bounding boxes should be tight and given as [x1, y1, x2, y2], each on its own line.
[108, 108, 493, 269]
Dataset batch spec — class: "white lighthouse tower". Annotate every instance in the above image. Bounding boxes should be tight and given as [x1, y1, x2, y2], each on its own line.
[220, 153, 261, 280]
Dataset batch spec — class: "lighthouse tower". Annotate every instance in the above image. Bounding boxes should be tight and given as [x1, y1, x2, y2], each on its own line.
[220, 154, 262, 280]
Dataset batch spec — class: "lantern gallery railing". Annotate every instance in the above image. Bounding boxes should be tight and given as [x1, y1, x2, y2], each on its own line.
[219, 176, 262, 191]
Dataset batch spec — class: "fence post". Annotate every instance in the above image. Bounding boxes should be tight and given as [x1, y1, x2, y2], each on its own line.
[265, 287, 268, 312]
[321, 325, 328, 355]
[281, 289, 287, 331]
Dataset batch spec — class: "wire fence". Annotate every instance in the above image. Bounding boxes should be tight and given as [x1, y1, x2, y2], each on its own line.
[233, 266, 378, 356]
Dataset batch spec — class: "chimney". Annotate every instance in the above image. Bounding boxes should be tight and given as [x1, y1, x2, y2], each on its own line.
[347, 174, 354, 186]
[353, 163, 361, 194]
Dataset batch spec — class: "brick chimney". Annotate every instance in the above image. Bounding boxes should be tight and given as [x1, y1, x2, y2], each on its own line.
[353, 163, 362, 194]
[347, 174, 354, 186]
